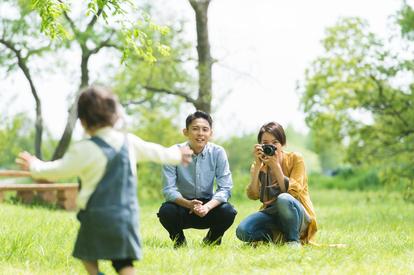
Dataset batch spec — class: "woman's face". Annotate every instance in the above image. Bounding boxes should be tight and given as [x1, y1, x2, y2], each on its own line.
[261, 132, 280, 146]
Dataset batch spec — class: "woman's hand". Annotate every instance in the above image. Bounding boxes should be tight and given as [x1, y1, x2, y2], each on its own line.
[253, 144, 264, 165]
[261, 143, 283, 169]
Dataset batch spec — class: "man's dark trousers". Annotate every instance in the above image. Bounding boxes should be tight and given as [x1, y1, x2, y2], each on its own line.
[157, 199, 237, 246]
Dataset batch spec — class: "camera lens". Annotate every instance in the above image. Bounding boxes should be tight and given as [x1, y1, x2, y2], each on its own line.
[262, 144, 276, 156]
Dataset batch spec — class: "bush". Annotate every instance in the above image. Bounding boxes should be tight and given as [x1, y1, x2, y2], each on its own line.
[309, 167, 382, 191]
[230, 171, 250, 201]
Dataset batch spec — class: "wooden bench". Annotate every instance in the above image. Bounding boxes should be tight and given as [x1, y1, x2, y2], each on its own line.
[0, 170, 78, 210]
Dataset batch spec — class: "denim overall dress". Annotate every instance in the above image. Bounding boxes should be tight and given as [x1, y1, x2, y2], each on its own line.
[73, 136, 141, 261]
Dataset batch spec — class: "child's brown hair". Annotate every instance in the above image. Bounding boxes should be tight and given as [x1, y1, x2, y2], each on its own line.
[77, 86, 119, 130]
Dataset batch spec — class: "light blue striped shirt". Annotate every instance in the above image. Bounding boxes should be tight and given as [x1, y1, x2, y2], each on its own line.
[162, 142, 233, 203]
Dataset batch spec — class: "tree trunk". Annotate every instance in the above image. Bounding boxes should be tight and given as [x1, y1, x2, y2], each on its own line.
[0, 38, 44, 159]
[52, 53, 89, 160]
[19, 61, 43, 159]
[189, 0, 213, 113]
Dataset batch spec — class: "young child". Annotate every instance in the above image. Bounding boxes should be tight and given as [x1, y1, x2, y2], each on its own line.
[16, 86, 193, 275]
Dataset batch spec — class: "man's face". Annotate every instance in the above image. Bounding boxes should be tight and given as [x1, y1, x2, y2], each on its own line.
[183, 118, 212, 153]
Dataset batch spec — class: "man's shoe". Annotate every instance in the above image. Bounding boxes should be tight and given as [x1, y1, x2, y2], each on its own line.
[173, 239, 187, 249]
[202, 236, 222, 246]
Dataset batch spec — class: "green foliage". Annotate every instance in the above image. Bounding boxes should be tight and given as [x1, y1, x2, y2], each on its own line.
[0, 1, 52, 71]
[114, 11, 195, 107]
[299, 16, 414, 196]
[397, 1, 414, 40]
[230, 172, 251, 200]
[284, 126, 322, 174]
[0, 114, 34, 168]
[1, 190, 414, 274]
[307, 129, 345, 173]
[127, 110, 185, 200]
[31, 0, 69, 39]
[128, 110, 184, 146]
[309, 168, 382, 191]
[220, 133, 256, 174]
[119, 12, 171, 63]
[30, 0, 171, 62]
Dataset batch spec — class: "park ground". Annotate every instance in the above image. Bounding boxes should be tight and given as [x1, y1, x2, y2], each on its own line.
[0, 189, 413, 275]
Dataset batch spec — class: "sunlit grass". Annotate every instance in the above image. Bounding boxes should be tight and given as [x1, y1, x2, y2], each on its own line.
[1, 189, 413, 274]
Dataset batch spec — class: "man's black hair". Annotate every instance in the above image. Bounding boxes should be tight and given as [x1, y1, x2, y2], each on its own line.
[185, 110, 213, 129]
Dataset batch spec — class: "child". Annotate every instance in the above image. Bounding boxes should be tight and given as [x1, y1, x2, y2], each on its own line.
[16, 86, 193, 275]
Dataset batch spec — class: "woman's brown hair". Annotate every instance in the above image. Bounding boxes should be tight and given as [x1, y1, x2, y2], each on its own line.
[257, 121, 286, 145]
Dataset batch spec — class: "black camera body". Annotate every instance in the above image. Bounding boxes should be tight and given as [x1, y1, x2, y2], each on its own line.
[262, 144, 276, 156]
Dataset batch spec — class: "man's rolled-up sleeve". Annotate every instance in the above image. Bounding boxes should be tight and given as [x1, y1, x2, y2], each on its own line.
[162, 164, 182, 202]
[212, 148, 233, 202]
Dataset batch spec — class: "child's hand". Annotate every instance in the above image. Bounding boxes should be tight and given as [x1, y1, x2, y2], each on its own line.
[179, 146, 193, 166]
[15, 151, 38, 171]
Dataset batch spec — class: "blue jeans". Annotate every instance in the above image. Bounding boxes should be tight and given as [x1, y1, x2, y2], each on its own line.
[236, 193, 309, 242]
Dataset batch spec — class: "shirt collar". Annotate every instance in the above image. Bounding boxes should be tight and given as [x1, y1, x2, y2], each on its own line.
[186, 141, 209, 159]
[93, 126, 113, 137]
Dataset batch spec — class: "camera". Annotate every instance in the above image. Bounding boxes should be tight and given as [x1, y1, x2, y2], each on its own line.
[262, 144, 276, 156]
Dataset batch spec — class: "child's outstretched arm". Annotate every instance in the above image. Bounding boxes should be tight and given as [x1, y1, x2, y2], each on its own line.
[130, 134, 193, 166]
[179, 146, 193, 166]
[16, 151, 39, 171]
[15, 140, 94, 182]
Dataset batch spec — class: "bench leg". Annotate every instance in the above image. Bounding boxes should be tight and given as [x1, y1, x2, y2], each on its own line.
[57, 189, 78, 211]
[37, 190, 57, 204]
[17, 190, 35, 204]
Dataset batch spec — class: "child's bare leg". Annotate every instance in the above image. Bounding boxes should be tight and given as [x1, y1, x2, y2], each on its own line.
[82, 260, 99, 275]
[119, 266, 135, 275]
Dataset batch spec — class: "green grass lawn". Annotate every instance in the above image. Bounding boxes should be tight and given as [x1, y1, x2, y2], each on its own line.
[1, 189, 413, 275]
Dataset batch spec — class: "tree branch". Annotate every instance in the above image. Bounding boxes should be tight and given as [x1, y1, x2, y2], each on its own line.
[86, 7, 104, 31]
[121, 98, 152, 107]
[89, 32, 120, 55]
[27, 45, 52, 58]
[369, 75, 410, 128]
[62, 9, 79, 35]
[143, 85, 196, 104]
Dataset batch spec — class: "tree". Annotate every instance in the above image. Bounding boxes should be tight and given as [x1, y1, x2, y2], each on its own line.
[299, 16, 414, 198]
[1, 0, 174, 160]
[4, 0, 217, 162]
[113, 11, 194, 115]
[110, 0, 214, 121]
[51, 2, 121, 160]
[32, 0, 216, 113]
[33, 1, 192, 160]
[188, 0, 213, 112]
[116, 0, 215, 113]
[31, 0, 170, 62]
[0, 1, 52, 159]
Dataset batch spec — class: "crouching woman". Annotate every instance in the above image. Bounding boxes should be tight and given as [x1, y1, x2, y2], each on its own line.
[236, 121, 317, 246]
